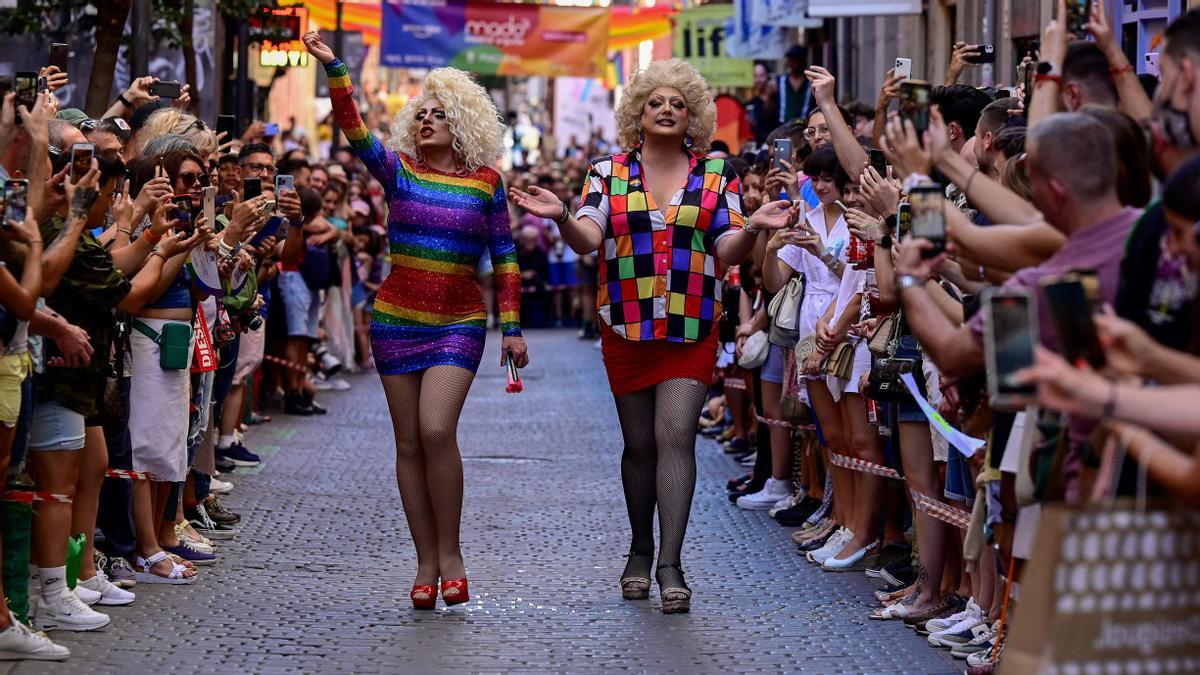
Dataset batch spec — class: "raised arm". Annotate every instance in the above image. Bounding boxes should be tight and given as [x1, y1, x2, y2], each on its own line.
[806, 66, 868, 183]
[0, 215, 44, 319]
[1087, 0, 1153, 124]
[303, 32, 398, 193]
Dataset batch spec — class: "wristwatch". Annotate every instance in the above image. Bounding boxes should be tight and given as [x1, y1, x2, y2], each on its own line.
[896, 273, 925, 292]
[1036, 61, 1057, 76]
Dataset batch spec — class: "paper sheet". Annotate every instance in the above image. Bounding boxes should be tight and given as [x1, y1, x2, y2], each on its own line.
[899, 371, 986, 458]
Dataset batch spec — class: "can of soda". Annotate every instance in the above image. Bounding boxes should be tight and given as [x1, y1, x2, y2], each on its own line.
[848, 232, 867, 266]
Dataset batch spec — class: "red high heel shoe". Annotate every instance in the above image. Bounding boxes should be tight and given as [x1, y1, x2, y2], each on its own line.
[411, 584, 437, 610]
[441, 578, 469, 606]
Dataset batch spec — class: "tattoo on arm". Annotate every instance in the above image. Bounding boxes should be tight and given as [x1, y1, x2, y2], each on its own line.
[69, 187, 98, 220]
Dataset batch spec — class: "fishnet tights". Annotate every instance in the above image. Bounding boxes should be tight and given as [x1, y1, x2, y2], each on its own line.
[613, 378, 709, 590]
[381, 366, 476, 586]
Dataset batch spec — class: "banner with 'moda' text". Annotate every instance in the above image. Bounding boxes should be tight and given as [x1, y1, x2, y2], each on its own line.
[381, 0, 609, 78]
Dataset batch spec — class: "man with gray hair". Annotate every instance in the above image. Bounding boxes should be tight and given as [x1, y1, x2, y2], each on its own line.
[893, 112, 1142, 378]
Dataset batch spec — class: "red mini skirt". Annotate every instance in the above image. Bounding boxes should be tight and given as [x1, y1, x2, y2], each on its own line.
[600, 323, 719, 396]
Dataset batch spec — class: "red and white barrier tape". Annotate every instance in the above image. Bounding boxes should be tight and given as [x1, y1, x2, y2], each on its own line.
[262, 353, 309, 373]
[105, 468, 158, 481]
[828, 452, 903, 480]
[755, 414, 816, 431]
[1, 490, 73, 504]
[911, 489, 972, 530]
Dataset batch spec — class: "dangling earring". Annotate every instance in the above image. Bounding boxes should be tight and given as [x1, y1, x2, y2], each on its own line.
[638, 128, 645, 146]
[684, 134, 694, 149]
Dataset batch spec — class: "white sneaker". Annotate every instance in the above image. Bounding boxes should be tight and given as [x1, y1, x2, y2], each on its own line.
[329, 377, 351, 391]
[0, 612, 69, 661]
[926, 598, 981, 634]
[806, 527, 853, 564]
[72, 585, 101, 606]
[736, 478, 791, 510]
[33, 592, 110, 632]
[77, 573, 135, 607]
[175, 523, 215, 554]
[768, 490, 805, 518]
[210, 477, 234, 495]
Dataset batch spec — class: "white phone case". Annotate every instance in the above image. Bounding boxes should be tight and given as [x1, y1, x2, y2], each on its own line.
[894, 58, 912, 80]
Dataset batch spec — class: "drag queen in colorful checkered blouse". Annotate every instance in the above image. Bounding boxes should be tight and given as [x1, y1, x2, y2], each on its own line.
[305, 32, 528, 610]
[511, 59, 797, 614]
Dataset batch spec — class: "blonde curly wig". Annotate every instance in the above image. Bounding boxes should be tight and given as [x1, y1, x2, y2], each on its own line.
[389, 68, 504, 172]
[616, 58, 716, 154]
[131, 107, 218, 158]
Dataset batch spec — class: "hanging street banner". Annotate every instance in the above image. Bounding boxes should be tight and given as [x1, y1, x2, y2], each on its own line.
[381, 0, 609, 78]
[672, 4, 753, 88]
[727, 0, 789, 60]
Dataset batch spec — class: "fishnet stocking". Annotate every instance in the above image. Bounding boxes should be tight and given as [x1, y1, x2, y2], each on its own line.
[380, 366, 476, 586]
[612, 378, 709, 590]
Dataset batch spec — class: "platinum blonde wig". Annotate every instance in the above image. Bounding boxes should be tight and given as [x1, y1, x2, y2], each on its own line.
[616, 58, 716, 154]
[389, 68, 504, 172]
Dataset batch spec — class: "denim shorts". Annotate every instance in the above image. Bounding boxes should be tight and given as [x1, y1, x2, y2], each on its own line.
[894, 335, 926, 424]
[944, 445, 976, 505]
[761, 343, 785, 384]
[279, 271, 320, 339]
[28, 400, 86, 452]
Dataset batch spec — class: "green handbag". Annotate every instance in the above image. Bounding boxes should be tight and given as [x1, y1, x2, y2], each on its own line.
[132, 319, 193, 370]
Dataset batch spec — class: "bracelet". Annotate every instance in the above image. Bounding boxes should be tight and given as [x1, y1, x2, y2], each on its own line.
[27, 239, 42, 246]
[143, 229, 163, 245]
[743, 223, 761, 235]
[150, 251, 168, 263]
[117, 93, 133, 108]
[1109, 64, 1135, 75]
[1102, 382, 1119, 418]
[117, 228, 132, 237]
[896, 273, 925, 291]
[1034, 73, 1062, 85]
[964, 166, 979, 196]
[555, 200, 570, 226]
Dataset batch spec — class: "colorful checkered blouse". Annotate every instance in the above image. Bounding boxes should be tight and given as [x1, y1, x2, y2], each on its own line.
[576, 150, 744, 343]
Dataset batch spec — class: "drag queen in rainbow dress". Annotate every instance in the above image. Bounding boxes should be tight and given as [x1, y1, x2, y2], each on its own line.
[304, 32, 528, 610]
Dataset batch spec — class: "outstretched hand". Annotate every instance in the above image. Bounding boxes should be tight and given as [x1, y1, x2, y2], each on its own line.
[508, 185, 564, 220]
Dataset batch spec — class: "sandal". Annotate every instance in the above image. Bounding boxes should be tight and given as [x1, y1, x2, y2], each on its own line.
[876, 583, 915, 605]
[620, 551, 653, 600]
[656, 565, 691, 614]
[134, 551, 196, 585]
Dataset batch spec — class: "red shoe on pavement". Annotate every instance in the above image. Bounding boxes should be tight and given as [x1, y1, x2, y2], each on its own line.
[411, 584, 437, 610]
[441, 578, 469, 606]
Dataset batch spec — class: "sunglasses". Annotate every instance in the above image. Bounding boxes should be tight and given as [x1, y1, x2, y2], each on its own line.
[178, 171, 205, 186]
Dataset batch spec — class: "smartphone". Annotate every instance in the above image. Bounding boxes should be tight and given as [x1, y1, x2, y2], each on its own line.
[772, 138, 793, 171]
[69, 143, 94, 183]
[171, 194, 195, 236]
[897, 202, 912, 237]
[1042, 277, 1106, 370]
[242, 177, 262, 202]
[216, 114, 237, 141]
[14, 71, 37, 114]
[49, 42, 69, 72]
[1020, 61, 1035, 110]
[894, 57, 912, 80]
[898, 80, 932, 137]
[983, 288, 1038, 410]
[965, 44, 996, 65]
[1066, 0, 1089, 35]
[4, 180, 27, 223]
[36, 76, 47, 93]
[868, 148, 887, 177]
[250, 215, 284, 247]
[202, 185, 216, 231]
[908, 185, 945, 257]
[150, 80, 182, 99]
[274, 174, 294, 193]
[1145, 52, 1160, 77]
[264, 122, 280, 137]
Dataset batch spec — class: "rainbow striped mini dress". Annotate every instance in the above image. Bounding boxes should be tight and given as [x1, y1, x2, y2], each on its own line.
[326, 59, 522, 375]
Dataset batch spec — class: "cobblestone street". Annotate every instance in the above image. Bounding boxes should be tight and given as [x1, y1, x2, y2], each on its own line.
[20, 330, 957, 674]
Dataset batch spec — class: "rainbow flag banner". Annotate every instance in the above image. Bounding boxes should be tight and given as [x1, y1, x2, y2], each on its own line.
[381, 0, 609, 78]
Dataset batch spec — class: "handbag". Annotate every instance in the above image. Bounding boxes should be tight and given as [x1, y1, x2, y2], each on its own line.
[131, 319, 193, 370]
[868, 314, 898, 355]
[737, 330, 770, 369]
[867, 311, 909, 401]
[822, 341, 856, 381]
[767, 275, 805, 347]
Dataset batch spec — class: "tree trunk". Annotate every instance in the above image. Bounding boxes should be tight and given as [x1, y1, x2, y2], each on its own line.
[85, 0, 133, 118]
[181, 0, 197, 115]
